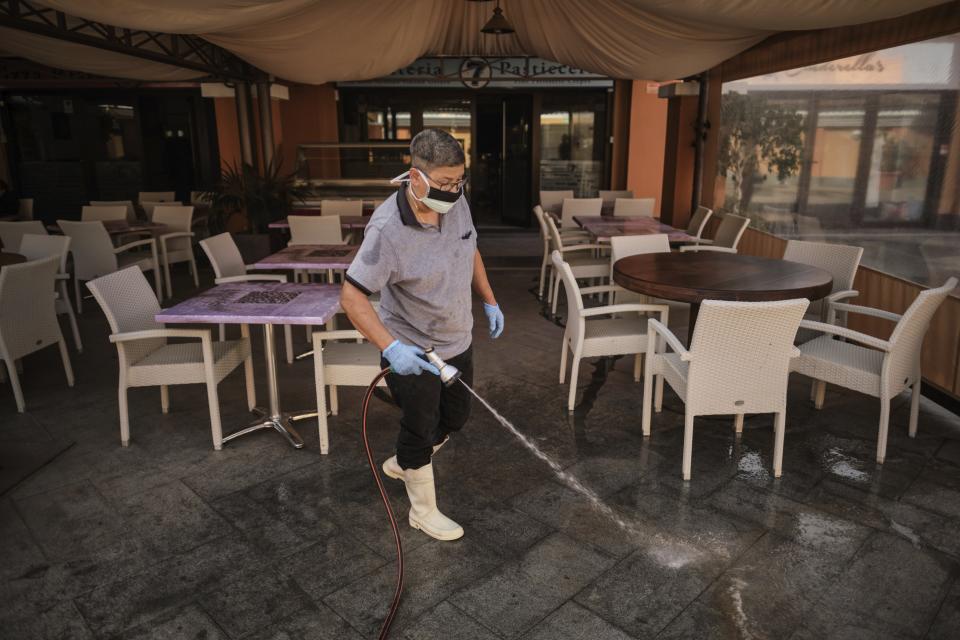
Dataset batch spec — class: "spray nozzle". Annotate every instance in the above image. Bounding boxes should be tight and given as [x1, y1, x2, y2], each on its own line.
[424, 347, 461, 387]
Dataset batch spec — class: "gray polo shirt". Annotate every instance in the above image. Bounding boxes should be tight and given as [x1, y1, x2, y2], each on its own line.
[345, 185, 477, 359]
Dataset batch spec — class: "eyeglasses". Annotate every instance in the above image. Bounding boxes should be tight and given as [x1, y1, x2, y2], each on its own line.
[416, 168, 469, 193]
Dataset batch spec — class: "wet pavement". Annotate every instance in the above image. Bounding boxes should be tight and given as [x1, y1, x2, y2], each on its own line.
[2, 251, 960, 639]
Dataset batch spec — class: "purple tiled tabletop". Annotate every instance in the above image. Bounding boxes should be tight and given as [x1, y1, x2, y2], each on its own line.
[156, 282, 340, 451]
[251, 245, 358, 271]
[49, 220, 168, 235]
[156, 282, 340, 326]
[573, 215, 695, 243]
[268, 215, 370, 230]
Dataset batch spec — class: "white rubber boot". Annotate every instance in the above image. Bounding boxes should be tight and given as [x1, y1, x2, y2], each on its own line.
[403, 463, 463, 541]
[382, 436, 449, 480]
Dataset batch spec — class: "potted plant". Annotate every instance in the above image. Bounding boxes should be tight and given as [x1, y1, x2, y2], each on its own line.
[204, 156, 311, 235]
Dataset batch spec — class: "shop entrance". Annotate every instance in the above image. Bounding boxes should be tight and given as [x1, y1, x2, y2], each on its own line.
[472, 95, 532, 227]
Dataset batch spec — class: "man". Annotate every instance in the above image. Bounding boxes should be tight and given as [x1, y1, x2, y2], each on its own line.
[341, 129, 504, 541]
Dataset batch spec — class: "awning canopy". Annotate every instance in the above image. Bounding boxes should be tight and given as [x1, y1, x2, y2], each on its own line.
[1, 0, 951, 83]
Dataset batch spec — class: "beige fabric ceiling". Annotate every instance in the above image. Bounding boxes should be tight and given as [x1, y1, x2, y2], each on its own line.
[1, 0, 949, 83]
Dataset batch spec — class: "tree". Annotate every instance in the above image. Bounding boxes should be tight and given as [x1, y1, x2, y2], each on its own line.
[718, 93, 805, 214]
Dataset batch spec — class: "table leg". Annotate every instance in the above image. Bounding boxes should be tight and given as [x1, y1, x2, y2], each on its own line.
[687, 302, 700, 347]
[222, 323, 306, 449]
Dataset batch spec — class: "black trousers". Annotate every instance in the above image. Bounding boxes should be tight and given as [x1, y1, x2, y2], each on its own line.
[381, 346, 473, 470]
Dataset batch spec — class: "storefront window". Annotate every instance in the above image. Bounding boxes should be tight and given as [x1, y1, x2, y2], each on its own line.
[718, 34, 960, 287]
[540, 110, 600, 196]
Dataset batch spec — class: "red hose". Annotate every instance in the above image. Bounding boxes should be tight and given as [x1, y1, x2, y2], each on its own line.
[361, 368, 403, 640]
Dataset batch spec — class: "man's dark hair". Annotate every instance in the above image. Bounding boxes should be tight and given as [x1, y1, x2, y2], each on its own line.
[410, 128, 465, 170]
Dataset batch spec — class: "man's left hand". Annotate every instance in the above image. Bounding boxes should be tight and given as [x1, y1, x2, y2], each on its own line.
[484, 302, 504, 339]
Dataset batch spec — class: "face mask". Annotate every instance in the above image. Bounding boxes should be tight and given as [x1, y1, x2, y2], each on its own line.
[390, 169, 462, 214]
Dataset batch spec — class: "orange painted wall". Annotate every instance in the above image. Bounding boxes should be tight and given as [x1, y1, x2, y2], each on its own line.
[278, 84, 340, 177]
[213, 97, 241, 171]
[625, 80, 668, 216]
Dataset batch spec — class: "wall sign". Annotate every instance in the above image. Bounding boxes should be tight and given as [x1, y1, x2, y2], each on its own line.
[340, 57, 612, 89]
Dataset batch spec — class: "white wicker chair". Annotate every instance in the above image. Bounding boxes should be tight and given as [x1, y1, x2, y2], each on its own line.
[783, 239, 863, 323]
[140, 201, 170, 220]
[288, 215, 345, 245]
[58, 219, 161, 313]
[18, 198, 34, 220]
[81, 205, 127, 223]
[544, 214, 609, 316]
[793, 277, 957, 464]
[560, 198, 603, 229]
[311, 320, 387, 454]
[533, 205, 589, 300]
[320, 199, 363, 216]
[0, 255, 75, 411]
[553, 251, 669, 412]
[608, 234, 671, 301]
[540, 190, 573, 215]
[612, 198, 655, 217]
[86, 266, 255, 450]
[598, 189, 633, 209]
[686, 206, 713, 241]
[642, 298, 808, 480]
[18, 234, 82, 352]
[138, 191, 176, 203]
[0, 220, 47, 252]
[90, 200, 136, 221]
[680, 213, 749, 253]
[152, 205, 198, 298]
[199, 232, 293, 364]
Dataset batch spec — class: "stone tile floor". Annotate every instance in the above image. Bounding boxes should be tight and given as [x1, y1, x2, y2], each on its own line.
[2, 259, 960, 639]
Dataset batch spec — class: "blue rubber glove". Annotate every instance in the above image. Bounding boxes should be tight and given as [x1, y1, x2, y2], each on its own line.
[383, 340, 439, 376]
[484, 302, 504, 339]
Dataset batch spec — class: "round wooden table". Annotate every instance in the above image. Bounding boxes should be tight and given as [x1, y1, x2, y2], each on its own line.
[613, 252, 834, 344]
[0, 252, 26, 270]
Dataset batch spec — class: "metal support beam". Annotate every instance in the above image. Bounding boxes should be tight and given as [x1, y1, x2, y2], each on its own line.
[0, 0, 256, 80]
[234, 81, 254, 167]
[690, 72, 709, 214]
[257, 81, 275, 170]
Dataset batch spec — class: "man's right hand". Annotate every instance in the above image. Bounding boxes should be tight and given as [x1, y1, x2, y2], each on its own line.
[383, 340, 440, 376]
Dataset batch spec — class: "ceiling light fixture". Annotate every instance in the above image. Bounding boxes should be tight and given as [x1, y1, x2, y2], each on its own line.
[481, 0, 515, 35]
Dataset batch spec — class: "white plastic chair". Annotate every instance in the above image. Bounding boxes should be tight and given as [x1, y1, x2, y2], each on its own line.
[81, 205, 127, 223]
[152, 205, 198, 299]
[544, 214, 608, 316]
[533, 205, 589, 301]
[540, 190, 573, 215]
[199, 232, 293, 364]
[613, 198, 655, 217]
[288, 215, 345, 245]
[560, 198, 603, 229]
[320, 199, 363, 216]
[18, 234, 82, 352]
[793, 277, 957, 464]
[141, 201, 170, 220]
[782, 239, 863, 323]
[311, 320, 387, 454]
[18, 198, 34, 220]
[680, 213, 749, 253]
[686, 206, 713, 241]
[86, 266, 255, 450]
[642, 298, 809, 480]
[139, 191, 176, 203]
[58, 220, 161, 313]
[0, 220, 47, 252]
[0, 255, 75, 412]
[598, 190, 633, 210]
[553, 251, 668, 412]
[608, 234, 671, 301]
[90, 200, 136, 221]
